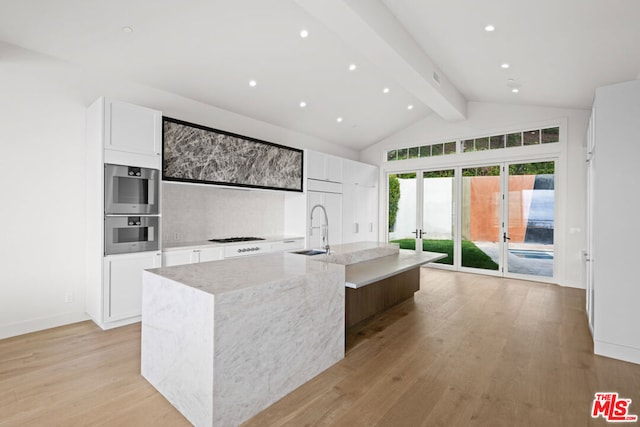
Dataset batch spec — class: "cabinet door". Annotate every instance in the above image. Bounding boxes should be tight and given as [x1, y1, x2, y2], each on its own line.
[308, 191, 325, 249]
[342, 183, 358, 243]
[197, 247, 224, 263]
[309, 191, 342, 249]
[325, 155, 343, 183]
[104, 252, 161, 322]
[105, 99, 161, 157]
[360, 186, 379, 241]
[357, 163, 378, 187]
[271, 239, 305, 252]
[307, 150, 343, 183]
[163, 249, 193, 267]
[342, 159, 357, 185]
[307, 150, 325, 180]
[324, 192, 343, 246]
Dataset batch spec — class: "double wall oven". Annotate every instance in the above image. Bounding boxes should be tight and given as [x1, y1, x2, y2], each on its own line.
[104, 164, 160, 255]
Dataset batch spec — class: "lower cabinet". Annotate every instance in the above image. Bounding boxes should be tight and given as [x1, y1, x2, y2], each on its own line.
[102, 251, 162, 325]
[271, 238, 305, 252]
[162, 240, 304, 268]
[163, 247, 224, 267]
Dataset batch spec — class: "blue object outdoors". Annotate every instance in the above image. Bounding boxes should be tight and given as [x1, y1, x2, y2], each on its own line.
[524, 174, 554, 244]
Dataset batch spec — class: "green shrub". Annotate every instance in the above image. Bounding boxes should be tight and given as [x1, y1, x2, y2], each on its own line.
[389, 239, 499, 270]
[388, 174, 400, 231]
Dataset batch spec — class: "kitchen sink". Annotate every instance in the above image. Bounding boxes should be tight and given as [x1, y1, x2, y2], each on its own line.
[291, 249, 327, 256]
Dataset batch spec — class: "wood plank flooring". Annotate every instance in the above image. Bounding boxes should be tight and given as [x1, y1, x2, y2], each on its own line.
[2, 269, 639, 426]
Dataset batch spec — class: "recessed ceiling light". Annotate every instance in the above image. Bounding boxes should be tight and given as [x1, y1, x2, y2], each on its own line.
[348, 64, 357, 71]
[300, 29, 309, 38]
[299, 101, 307, 108]
[249, 80, 257, 87]
[407, 104, 414, 110]
[512, 88, 520, 93]
[383, 87, 390, 94]
[122, 26, 134, 33]
[484, 24, 495, 32]
[501, 63, 510, 69]
[336, 117, 343, 123]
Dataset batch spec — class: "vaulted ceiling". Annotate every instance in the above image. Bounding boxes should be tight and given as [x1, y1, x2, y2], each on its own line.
[1, 0, 639, 150]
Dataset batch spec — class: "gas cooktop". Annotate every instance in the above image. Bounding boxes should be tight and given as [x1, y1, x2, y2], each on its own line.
[208, 237, 265, 243]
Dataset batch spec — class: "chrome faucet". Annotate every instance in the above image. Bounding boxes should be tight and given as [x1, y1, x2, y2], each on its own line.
[310, 204, 330, 255]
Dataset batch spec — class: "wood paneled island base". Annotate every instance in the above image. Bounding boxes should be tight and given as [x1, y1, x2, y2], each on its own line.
[345, 266, 420, 328]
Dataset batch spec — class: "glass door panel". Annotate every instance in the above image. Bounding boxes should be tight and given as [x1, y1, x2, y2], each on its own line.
[388, 173, 417, 249]
[422, 170, 455, 265]
[505, 161, 555, 277]
[461, 166, 501, 271]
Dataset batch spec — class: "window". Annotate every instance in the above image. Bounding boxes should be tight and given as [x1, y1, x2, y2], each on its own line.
[387, 126, 560, 161]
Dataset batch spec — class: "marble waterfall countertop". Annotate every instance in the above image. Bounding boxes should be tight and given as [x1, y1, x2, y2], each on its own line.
[149, 241, 404, 295]
[141, 241, 446, 426]
[142, 250, 346, 427]
[145, 250, 340, 295]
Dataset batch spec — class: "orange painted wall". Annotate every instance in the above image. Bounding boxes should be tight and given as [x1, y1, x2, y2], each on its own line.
[469, 175, 535, 242]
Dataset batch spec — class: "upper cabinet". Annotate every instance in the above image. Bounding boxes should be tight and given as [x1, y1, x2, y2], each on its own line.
[307, 150, 343, 183]
[92, 97, 162, 169]
[342, 159, 378, 187]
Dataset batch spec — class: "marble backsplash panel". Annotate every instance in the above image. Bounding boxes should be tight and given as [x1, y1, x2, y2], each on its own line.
[162, 182, 285, 242]
[163, 119, 303, 191]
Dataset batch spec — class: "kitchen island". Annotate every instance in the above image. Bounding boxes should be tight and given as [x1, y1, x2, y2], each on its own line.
[141, 243, 445, 426]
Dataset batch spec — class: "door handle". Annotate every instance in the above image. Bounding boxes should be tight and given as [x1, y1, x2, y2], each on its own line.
[503, 232, 511, 242]
[412, 229, 426, 237]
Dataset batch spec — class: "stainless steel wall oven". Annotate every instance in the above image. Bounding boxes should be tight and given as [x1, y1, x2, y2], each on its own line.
[104, 164, 159, 215]
[105, 216, 159, 255]
[104, 164, 160, 255]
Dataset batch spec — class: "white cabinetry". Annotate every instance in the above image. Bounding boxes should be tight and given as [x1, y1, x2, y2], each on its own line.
[307, 186, 343, 250]
[163, 247, 224, 267]
[162, 239, 304, 267]
[307, 150, 343, 183]
[103, 252, 161, 322]
[86, 97, 163, 330]
[587, 79, 640, 364]
[98, 97, 162, 169]
[271, 238, 305, 252]
[342, 159, 379, 244]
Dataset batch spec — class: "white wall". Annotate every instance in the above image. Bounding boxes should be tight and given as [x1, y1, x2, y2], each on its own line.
[360, 102, 590, 288]
[388, 177, 454, 240]
[162, 183, 286, 243]
[0, 42, 356, 339]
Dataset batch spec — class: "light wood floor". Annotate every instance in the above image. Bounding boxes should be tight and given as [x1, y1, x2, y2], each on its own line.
[2, 270, 639, 426]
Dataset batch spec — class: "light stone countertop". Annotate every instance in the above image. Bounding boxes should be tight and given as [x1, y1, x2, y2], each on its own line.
[148, 241, 447, 294]
[344, 249, 448, 288]
[146, 251, 343, 295]
[161, 236, 304, 252]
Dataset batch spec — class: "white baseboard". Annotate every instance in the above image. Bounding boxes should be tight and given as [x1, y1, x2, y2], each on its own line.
[594, 340, 640, 365]
[0, 312, 90, 340]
